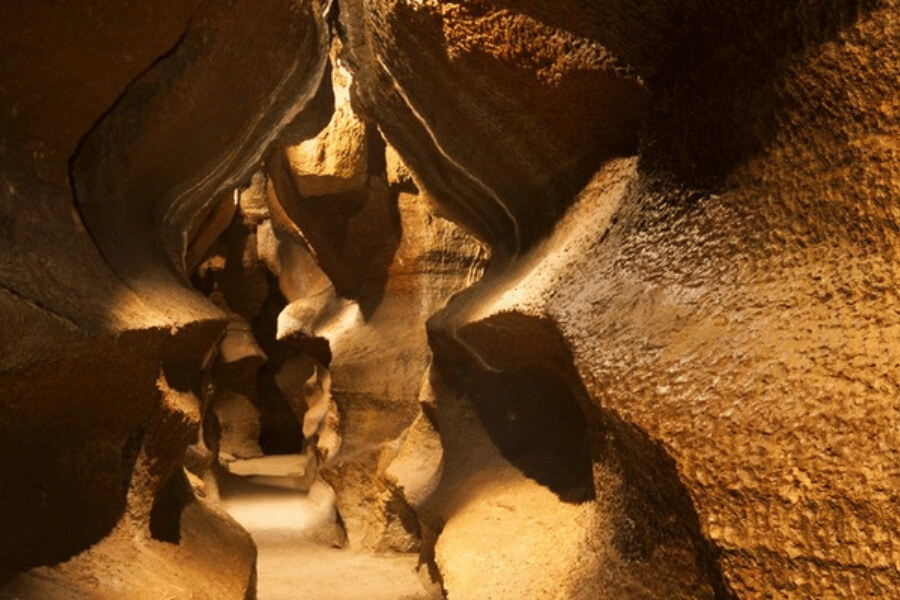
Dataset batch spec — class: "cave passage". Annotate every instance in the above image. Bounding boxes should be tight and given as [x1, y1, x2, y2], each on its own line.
[175, 59, 599, 596]
[2, 1, 890, 598]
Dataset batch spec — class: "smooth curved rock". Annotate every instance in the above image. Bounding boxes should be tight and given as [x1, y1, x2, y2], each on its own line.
[0, 0, 332, 595]
[338, 0, 648, 252]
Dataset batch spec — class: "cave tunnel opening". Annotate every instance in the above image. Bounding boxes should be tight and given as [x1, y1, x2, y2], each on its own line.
[190, 209, 309, 457]
[171, 63, 605, 596]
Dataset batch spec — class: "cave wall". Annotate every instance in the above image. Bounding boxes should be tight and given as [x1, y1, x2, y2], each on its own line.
[338, 0, 899, 598]
[0, 0, 332, 596]
[1, 0, 897, 599]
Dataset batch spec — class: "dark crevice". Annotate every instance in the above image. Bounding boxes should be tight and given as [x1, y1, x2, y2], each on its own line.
[385, 487, 422, 543]
[0, 283, 81, 331]
[189, 208, 310, 455]
[641, 0, 880, 187]
[120, 421, 149, 510]
[591, 410, 736, 599]
[160, 320, 226, 396]
[252, 273, 306, 455]
[418, 521, 448, 598]
[326, 0, 346, 44]
[149, 469, 193, 544]
[461, 366, 594, 503]
[264, 137, 402, 320]
[429, 314, 596, 504]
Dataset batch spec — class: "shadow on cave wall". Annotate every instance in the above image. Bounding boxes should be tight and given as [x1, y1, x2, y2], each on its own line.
[485, 0, 879, 188]
[429, 310, 736, 598]
[190, 213, 307, 455]
[642, 0, 879, 186]
[342, 0, 649, 258]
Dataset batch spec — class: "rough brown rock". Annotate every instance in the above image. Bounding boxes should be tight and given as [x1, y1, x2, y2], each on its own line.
[338, 0, 649, 252]
[284, 58, 371, 198]
[336, 0, 899, 597]
[2, 0, 897, 598]
[0, 0, 331, 595]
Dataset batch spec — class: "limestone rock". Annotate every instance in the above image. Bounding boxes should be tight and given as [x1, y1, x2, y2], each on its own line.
[238, 171, 271, 225]
[0, 494, 257, 600]
[2, 0, 898, 599]
[283, 59, 369, 198]
[0, 0, 331, 595]
[214, 388, 265, 461]
[384, 410, 444, 511]
[385, 144, 415, 189]
[185, 190, 238, 273]
[335, 1, 900, 597]
[338, 0, 649, 251]
[278, 151, 486, 551]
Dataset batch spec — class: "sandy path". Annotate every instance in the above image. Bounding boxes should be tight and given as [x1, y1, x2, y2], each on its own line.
[218, 466, 431, 600]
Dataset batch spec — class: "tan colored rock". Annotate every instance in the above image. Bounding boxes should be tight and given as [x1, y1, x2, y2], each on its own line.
[339, 0, 649, 251]
[384, 404, 443, 511]
[267, 72, 488, 548]
[238, 171, 270, 225]
[275, 353, 340, 464]
[2, 0, 897, 598]
[311, 181, 485, 551]
[337, 1, 900, 597]
[429, 379, 601, 600]
[283, 59, 369, 198]
[206, 318, 268, 461]
[385, 143, 414, 189]
[0, 495, 257, 600]
[0, 0, 330, 593]
[218, 318, 267, 365]
[185, 190, 237, 272]
[214, 389, 265, 460]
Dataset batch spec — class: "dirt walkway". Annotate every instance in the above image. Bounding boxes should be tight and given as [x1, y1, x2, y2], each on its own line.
[218, 466, 431, 600]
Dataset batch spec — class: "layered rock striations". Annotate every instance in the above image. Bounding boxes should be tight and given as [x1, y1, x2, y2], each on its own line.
[0, 0, 331, 597]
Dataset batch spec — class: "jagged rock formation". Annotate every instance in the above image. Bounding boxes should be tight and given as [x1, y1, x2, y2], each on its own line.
[1, 0, 898, 599]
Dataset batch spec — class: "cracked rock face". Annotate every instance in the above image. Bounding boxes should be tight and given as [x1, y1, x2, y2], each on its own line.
[1, 0, 898, 599]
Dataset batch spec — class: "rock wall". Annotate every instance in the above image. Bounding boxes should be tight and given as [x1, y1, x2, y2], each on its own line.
[344, 2, 900, 598]
[1, 0, 897, 599]
[0, 0, 331, 597]
[338, 0, 899, 598]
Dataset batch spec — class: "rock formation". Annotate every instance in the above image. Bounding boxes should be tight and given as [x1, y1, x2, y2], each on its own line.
[1, 0, 897, 599]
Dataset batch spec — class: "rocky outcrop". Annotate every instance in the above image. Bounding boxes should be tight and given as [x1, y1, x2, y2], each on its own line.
[337, 0, 649, 253]
[264, 57, 489, 551]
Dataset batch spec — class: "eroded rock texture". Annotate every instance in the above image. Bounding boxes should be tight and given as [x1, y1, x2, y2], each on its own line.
[336, 0, 899, 598]
[1, 0, 898, 599]
[0, 0, 331, 597]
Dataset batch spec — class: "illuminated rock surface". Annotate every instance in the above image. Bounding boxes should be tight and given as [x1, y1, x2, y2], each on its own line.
[1, 1, 897, 599]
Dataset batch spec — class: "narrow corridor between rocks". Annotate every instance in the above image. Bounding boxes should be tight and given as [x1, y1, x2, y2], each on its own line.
[2, 1, 896, 599]
[217, 466, 429, 600]
[176, 42, 484, 600]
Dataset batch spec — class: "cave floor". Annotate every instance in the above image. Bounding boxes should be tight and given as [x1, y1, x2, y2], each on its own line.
[218, 467, 430, 600]
[251, 543, 428, 600]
